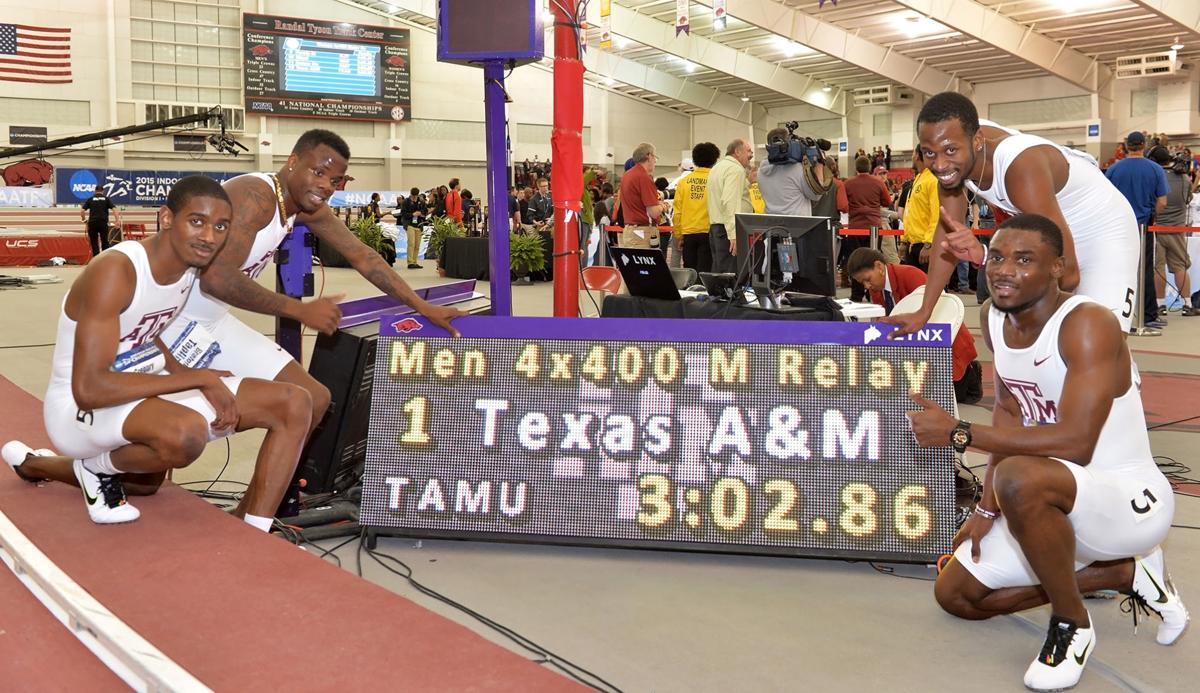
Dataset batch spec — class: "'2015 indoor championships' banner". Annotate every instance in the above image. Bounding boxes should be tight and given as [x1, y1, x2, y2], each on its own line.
[363, 317, 957, 563]
[56, 168, 241, 206]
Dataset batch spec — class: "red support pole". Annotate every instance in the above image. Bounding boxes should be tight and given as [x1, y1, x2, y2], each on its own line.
[551, 2, 583, 317]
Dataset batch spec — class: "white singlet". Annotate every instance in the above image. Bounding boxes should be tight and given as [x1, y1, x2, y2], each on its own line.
[43, 241, 240, 460]
[162, 171, 297, 380]
[967, 120, 1140, 331]
[954, 295, 1173, 589]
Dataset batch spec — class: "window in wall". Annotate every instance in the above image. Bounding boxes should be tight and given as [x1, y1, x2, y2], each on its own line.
[130, 0, 242, 110]
[0, 98, 90, 125]
[988, 95, 1091, 124]
[873, 113, 892, 137]
[1130, 88, 1158, 118]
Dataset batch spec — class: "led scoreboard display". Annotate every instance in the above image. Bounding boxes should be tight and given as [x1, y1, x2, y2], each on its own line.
[243, 13, 411, 122]
[362, 318, 957, 563]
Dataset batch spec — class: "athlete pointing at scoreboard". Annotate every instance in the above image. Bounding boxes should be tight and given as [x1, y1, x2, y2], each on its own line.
[907, 214, 1186, 692]
[885, 91, 1140, 337]
[161, 129, 466, 433]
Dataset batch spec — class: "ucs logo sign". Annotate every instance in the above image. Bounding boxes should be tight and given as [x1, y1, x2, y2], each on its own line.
[5, 239, 38, 248]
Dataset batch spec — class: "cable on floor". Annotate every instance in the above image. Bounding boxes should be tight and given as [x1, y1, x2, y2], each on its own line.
[354, 533, 623, 693]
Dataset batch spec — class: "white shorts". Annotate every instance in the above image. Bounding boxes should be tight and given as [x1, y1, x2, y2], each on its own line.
[162, 312, 293, 381]
[955, 460, 1174, 589]
[1075, 233, 1139, 332]
[43, 376, 243, 461]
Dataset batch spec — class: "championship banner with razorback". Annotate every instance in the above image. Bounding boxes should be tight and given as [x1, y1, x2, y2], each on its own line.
[362, 316, 957, 563]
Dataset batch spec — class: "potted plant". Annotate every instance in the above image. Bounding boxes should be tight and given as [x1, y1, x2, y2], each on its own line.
[349, 216, 388, 262]
[509, 231, 547, 280]
[427, 215, 465, 268]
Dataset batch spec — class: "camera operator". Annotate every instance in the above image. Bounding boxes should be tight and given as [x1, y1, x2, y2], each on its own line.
[757, 124, 831, 218]
[1149, 146, 1198, 316]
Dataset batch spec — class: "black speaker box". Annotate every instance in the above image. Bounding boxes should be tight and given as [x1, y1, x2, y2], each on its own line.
[297, 320, 379, 494]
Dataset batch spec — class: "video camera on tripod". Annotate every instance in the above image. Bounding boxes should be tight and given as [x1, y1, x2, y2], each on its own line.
[765, 121, 832, 166]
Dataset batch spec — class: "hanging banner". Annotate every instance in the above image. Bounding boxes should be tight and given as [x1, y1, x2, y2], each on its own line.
[0, 186, 53, 207]
[713, 0, 727, 32]
[676, 0, 690, 36]
[600, 0, 612, 49]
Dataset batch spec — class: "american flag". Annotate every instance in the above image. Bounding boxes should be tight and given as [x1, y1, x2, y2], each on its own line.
[0, 23, 71, 84]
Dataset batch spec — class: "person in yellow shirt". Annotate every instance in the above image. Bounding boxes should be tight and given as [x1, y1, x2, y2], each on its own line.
[749, 176, 765, 214]
[901, 156, 939, 271]
[674, 142, 721, 272]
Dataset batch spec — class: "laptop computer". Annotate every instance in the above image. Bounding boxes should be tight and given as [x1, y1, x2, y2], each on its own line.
[610, 247, 681, 301]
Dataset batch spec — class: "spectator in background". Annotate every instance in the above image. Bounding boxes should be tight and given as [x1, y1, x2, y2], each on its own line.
[675, 142, 720, 273]
[432, 185, 448, 217]
[748, 168, 765, 214]
[618, 142, 665, 249]
[445, 178, 463, 224]
[654, 176, 675, 262]
[400, 187, 427, 270]
[461, 190, 477, 234]
[507, 185, 521, 232]
[593, 183, 615, 265]
[901, 155, 938, 272]
[519, 186, 536, 232]
[884, 145, 892, 170]
[529, 177, 553, 230]
[813, 156, 849, 235]
[707, 138, 754, 273]
[1105, 131, 1168, 328]
[364, 192, 382, 222]
[843, 155, 892, 301]
[1148, 146, 1198, 317]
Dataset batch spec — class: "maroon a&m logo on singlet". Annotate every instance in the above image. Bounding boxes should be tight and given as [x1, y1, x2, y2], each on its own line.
[242, 250, 274, 281]
[119, 307, 180, 347]
[1000, 376, 1058, 425]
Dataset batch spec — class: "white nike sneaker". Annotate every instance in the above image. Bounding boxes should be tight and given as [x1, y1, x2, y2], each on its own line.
[72, 458, 139, 524]
[1130, 546, 1190, 645]
[1023, 613, 1095, 692]
[2, 440, 54, 483]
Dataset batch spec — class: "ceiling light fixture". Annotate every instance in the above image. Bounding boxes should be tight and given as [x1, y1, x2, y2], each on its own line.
[822, 85, 832, 92]
[740, 95, 750, 102]
[1171, 37, 1185, 51]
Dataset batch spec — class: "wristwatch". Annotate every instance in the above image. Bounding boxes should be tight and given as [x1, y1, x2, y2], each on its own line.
[950, 420, 972, 453]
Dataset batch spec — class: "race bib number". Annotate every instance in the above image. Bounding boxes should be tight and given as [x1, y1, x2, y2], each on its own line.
[167, 321, 221, 369]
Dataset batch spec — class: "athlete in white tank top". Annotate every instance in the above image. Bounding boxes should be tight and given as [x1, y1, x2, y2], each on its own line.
[893, 92, 1141, 335]
[988, 295, 1154, 475]
[908, 218, 1185, 692]
[46, 241, 196, 396]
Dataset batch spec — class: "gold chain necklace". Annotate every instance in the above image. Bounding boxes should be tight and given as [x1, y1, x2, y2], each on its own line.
[270, 173, 293, 233]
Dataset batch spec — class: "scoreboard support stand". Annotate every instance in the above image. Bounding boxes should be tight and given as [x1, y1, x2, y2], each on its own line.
[483, 60, 513, 317]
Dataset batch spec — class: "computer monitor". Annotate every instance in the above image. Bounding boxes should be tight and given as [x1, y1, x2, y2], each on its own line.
[733, 213, 836, 301]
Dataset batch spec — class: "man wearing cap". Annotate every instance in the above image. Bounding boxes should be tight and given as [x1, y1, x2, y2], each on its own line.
[1105, 131, 1168, 327]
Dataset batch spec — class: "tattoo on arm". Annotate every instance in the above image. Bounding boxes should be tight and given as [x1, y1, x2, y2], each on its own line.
[198, 179, 297, 318]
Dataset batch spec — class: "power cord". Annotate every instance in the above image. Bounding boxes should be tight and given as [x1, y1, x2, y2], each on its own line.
[355, 533, 623, 693]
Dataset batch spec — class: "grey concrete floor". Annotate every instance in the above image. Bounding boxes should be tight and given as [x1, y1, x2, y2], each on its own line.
[1, 263, 1197, 692]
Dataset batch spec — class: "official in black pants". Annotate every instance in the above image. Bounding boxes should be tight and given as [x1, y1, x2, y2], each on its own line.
[80, 188, 118, 259]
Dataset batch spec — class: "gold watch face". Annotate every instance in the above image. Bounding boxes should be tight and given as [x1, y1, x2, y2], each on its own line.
[952, 428, 970, 447]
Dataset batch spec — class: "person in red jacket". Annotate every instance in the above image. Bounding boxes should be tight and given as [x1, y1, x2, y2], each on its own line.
[445, 178, 463, 224]
[848, 247, 982, 404]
